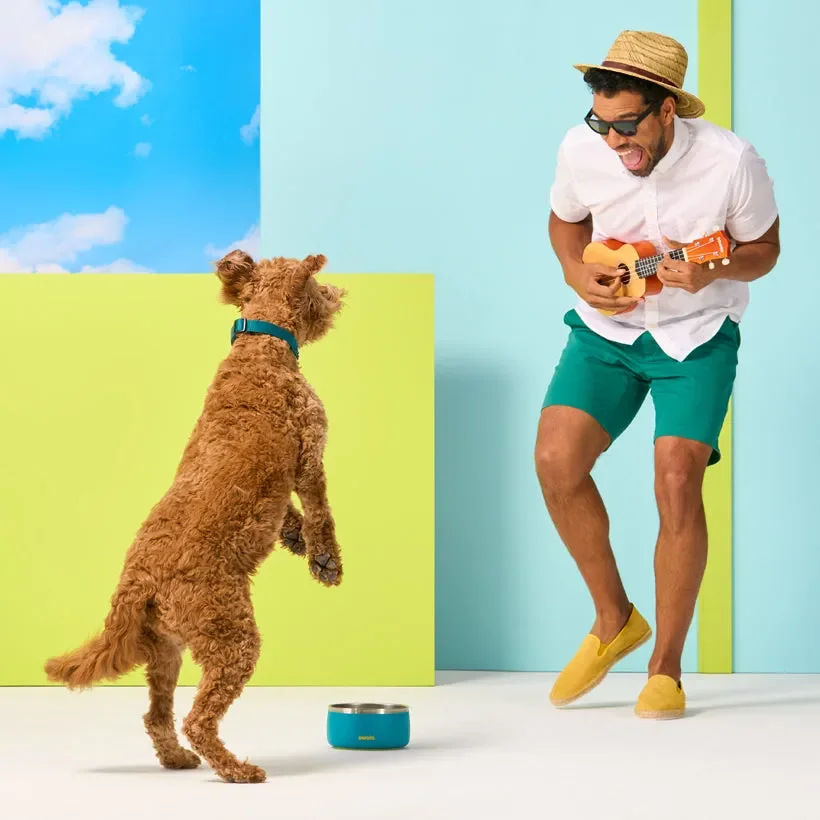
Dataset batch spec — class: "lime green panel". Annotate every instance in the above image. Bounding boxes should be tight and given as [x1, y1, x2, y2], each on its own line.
[698, 0, 734, 673]
[0, 273, 435, 686]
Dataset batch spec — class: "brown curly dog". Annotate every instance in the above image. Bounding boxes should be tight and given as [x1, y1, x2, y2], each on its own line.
[45, 250, 345, 784]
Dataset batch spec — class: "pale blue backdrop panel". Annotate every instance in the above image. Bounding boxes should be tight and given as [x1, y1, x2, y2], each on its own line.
[732, 2, 820, 672]
[262, 1, 698, 671]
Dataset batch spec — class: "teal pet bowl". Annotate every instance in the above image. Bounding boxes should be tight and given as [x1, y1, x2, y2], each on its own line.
[327, 703, 410, 750]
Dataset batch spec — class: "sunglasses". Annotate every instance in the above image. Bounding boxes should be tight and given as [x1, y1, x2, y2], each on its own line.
[584, 100, 660, 137]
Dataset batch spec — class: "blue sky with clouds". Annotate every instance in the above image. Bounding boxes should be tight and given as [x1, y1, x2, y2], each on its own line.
[0, 0, 260, 273]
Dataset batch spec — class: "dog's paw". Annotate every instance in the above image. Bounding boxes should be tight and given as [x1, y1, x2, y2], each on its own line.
[280, 506, 306, 556]
[310, 550, 342, 586]
[159, 748, 201, 770]
[281, 527, 306, 556]
[219, 761, 267, 784]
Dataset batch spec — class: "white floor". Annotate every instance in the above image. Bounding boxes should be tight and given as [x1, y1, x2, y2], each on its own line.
[1, 672, 818, 819]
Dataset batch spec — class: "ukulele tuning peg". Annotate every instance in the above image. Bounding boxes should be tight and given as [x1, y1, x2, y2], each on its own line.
[708, 262, 715, 270]
[722, 258, 730, 265]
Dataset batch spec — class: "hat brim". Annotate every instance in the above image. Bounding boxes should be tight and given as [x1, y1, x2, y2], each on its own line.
[573, 63, 705, 119]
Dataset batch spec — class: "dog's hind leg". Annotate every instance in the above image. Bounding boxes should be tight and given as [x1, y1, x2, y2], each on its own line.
[182, 606, 264, 784]
[142, 631, 201, 770]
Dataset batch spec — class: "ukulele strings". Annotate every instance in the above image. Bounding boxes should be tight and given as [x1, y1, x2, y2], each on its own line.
[633, 248, 686, 279]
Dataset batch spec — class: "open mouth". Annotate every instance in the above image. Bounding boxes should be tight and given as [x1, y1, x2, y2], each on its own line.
[618, 147, 644, 170]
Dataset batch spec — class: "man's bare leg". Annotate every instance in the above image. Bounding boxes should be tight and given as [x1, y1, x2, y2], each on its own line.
[535, 405, 631, 642]
[650, 436, 712, 681]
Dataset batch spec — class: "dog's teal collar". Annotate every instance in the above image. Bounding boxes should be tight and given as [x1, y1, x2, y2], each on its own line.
[231, 318, 299, 359]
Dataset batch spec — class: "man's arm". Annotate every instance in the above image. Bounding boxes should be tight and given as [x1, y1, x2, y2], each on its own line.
[548, 210, 593, 297]
[720, 142, 780, 282]
[718, 216, 780, 283]
[549, 210, 639, 311]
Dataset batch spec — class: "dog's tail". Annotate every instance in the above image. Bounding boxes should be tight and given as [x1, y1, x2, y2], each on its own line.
[44, 580, 154, 689]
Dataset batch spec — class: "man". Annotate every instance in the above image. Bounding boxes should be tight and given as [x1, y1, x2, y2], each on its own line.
[537, 30, 779, 718]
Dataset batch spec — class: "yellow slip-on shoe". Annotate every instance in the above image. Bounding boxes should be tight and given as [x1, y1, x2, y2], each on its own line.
[549, 604, 652, 707]
[635, 675, 686, 719]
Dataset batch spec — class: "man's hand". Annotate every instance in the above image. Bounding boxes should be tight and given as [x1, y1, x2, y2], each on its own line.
[566, 261, 640, 312]
[657, 237, 718, 294]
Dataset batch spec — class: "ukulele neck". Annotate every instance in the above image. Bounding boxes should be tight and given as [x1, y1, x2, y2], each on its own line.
[636, 247, 686, 279]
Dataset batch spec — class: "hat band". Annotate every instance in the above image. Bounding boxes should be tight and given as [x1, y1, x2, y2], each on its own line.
[601, 60, 680, 89]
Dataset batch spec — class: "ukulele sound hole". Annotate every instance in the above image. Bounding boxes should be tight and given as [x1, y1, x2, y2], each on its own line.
[617, 263, 631, 285]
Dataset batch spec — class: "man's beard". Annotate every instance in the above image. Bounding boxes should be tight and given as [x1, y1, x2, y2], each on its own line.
[630, 132, 669, 178]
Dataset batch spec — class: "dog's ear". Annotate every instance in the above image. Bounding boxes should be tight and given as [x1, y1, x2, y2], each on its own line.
[302, 254, 327, 276]
[215, 249, 257, 306]
[292, 254, 327, 291]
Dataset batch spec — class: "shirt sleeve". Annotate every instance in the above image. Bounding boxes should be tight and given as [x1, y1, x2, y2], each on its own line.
[549, 136, 590, 223]
[725, 143, 778, 242]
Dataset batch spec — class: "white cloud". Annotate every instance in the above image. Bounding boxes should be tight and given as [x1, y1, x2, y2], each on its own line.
[140, 114, 153, 126]
[0, 207, 126, 269]
[134, 141, 151, 157]
[205, 224, 261, 262]
[0, 207, 150, 274]
[240, 104, 260, 145]
[0, 247, 70, 273]
[180, 65, 196, 72]
[0, 0, 150, 140]
[0, 103, 55, 140]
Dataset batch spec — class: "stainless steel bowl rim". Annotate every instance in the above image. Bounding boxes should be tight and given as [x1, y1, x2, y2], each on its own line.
[328, 703, 409, 714]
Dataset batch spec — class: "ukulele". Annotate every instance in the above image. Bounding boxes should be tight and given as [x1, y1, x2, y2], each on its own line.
[582, 228, 731, 316]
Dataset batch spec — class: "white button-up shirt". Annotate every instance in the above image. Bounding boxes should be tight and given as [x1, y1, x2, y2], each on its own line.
[550, 115, 778, 361]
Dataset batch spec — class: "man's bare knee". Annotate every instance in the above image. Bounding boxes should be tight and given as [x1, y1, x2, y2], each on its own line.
[535, 407, 607, 494]
[535, 438, 585, 494]
[654, 438, 710, 530]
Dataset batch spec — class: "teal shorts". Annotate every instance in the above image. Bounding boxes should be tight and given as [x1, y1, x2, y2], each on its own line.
[542, 310, 740, 465]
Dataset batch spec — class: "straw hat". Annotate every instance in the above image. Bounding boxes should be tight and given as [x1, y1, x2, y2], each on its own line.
[574, 30, 705, 119]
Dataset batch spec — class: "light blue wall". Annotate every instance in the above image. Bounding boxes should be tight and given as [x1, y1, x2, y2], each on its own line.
[262, 1, 698, 671]
[732, 3, 820, 672]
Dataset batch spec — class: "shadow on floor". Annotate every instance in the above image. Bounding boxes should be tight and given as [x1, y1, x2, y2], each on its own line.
[83, 764, 196, 775]
[688, 691, 820, 716]
[251, 736, 482, 778]
[84, 734, 488, 779]
[435, 670, 514, 685]
[559, 689, 820, 715]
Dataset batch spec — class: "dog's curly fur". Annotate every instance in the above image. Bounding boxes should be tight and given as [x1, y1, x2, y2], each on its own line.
[44, 250, 345, 784]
